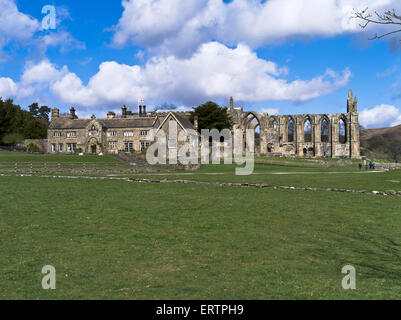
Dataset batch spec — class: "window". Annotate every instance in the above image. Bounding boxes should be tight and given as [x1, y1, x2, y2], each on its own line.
[109, 141, 117, 150]
[67, 143, 77, 153]
[339, 119, 347, 144]
[51, 144, 56, 153]
[321, 119, 329, 142]
[168, 139, 177, 149]
[124, 142, 134, 152]
[140, 130, 149, 137]
[67, 132, 77, 138]
[288, 118, 294, 142]
[107, 131, 117, 137]
[58, 143, 63, 152]
[304, 119, 312, 143]
[53, 132, 62, 137]
[124, 131, 134, 137]
[140, 141, 150, 151]
[272, 120, 277, 129]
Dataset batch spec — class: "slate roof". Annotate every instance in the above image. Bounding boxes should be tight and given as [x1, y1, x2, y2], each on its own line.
[97, 118, 157, 128]
[173, 113, 195, 130]
[49, 117, 158, 129]
[49, 118, 91, 129]
[49, 113, 194, 131]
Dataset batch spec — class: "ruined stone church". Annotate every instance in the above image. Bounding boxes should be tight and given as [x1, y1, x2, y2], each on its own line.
[228, 90, 360, 158]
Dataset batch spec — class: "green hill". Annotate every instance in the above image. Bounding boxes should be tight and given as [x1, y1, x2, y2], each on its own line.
[360, 125, 401, 161]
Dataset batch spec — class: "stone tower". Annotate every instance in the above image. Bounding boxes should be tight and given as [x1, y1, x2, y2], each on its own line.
[347, 89, 358, 113]
[230, 96, 234, 111]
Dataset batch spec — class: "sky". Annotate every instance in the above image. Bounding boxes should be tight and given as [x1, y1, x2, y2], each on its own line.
[1, 0, 401, 128]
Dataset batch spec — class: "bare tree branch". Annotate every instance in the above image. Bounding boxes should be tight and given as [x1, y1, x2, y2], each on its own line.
[352, 7, 401, 41]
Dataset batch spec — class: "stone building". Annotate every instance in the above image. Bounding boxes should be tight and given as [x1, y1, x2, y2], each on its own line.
[47, 106, 196, 154]
[228, 90, 360, 158]
[47, 89, 360, 158]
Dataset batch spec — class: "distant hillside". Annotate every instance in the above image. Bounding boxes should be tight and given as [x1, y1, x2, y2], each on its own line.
[360, 125, 401, 161]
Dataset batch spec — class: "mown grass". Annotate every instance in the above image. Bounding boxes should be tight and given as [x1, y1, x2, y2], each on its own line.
[0, 175, 401, 299]
[2, 150, 400, 192]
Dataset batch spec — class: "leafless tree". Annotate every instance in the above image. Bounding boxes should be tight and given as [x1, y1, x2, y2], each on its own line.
[353, 7, 401, 41]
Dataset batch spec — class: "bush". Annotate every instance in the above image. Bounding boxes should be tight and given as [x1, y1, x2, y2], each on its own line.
[2, 133, 24, 146]
[26, 142, 39, 153]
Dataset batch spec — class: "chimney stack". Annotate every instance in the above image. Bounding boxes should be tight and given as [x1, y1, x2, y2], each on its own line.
[70, 107, 77, 119]
[139, 105, 143, 116]
[122, 105, 127, 118]
[51, 108, 59, 121]
[143, 105, 147, 116]
[107, 112, 116, 119]
[194, 116, 199, 131]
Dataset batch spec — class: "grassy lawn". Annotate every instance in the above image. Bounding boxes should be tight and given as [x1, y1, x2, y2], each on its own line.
[1, 175, 401, 299]
[0, 150, 121, 164]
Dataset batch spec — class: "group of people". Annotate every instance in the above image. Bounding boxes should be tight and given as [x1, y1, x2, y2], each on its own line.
[359, 160, 375, 170]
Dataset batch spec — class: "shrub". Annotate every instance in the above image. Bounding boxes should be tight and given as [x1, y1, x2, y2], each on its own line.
[26, 142, 38, 153]
[2, 133, 24, 146]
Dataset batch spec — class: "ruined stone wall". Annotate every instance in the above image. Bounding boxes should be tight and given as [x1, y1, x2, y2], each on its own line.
[228, 91, 361, 159]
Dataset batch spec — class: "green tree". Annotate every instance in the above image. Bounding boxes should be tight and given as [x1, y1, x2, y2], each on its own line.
[189, 101, 233, 132]
[2, 133, 24, 146]
[0, 98, 49, 145]
[28, 102, 51, 123]
[23, 119, 48, 139]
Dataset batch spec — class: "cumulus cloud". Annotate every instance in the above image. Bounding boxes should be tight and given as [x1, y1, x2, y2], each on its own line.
[112, 0, 396, 57]
[0, 77, 18, 98]
[261, 108, 280, 115]
[360, 104, 401, 128]
[41, 32, 86, 53]
[11, 42, 350, 109]
[0, 0, 85, 62]
[0, 0, 40, 50]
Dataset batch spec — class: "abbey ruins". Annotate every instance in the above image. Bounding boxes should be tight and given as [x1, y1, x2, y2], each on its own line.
[229, 90, 360, 158]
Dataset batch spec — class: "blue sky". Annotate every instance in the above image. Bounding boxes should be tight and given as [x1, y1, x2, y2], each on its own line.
[1, 0, 401, 128]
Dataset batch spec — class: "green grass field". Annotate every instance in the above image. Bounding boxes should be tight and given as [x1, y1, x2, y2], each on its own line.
[1, 150, 401, 299]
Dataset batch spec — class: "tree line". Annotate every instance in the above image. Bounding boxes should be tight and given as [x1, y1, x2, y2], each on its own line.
[0, 98, 50, 146]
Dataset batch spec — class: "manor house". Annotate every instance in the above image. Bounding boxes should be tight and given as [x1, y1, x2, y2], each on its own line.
[48, 106, 195, 154]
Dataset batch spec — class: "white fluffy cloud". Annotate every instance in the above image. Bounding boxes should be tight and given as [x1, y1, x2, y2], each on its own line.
[0, 77, 17, 98]
[12, 42, 350, 108]
[261, 108, 280, 115]
[41, 32, 86, 52]
[112, 0, 396, 56]
[360, 104, 401, 128]
[0, 0, 40, 49]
